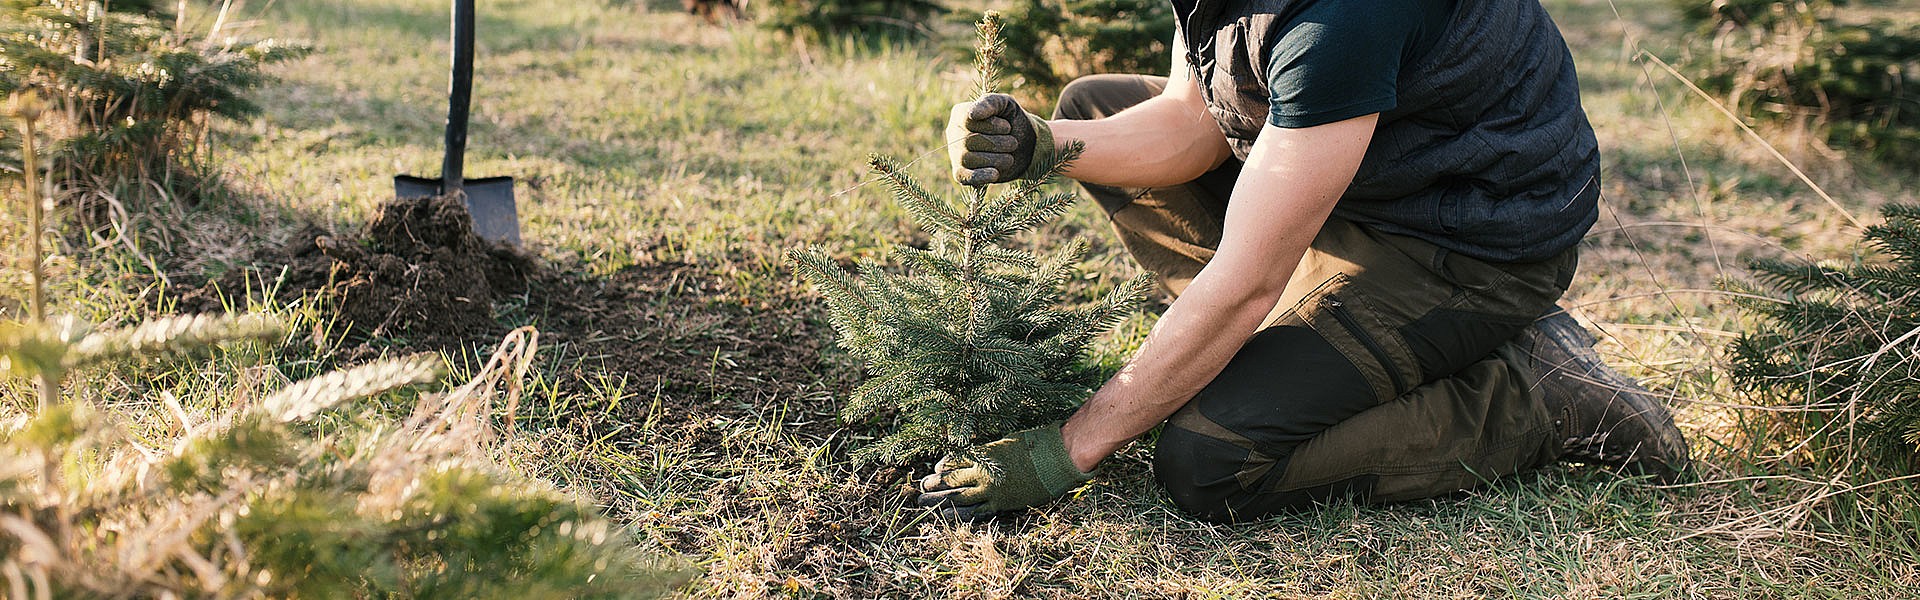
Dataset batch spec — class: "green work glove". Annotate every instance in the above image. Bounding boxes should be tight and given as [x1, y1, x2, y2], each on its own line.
[915, 422, 1093, 521]
[945, 93, 1056, 186]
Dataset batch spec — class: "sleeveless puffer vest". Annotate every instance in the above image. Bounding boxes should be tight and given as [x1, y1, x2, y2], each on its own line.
[1178, 0, 1600, 262]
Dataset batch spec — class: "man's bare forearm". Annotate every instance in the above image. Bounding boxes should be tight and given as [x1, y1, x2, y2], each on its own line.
[1043, 30, 1231, 188]
[1049, 98, 1231, 188]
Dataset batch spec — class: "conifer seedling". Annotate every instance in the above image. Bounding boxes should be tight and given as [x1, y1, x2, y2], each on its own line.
[790, 12, 1154, 467]
[1729, 203, 1920, 467]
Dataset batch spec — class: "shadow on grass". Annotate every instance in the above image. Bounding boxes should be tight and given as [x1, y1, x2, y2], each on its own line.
[515, 259, 852, 422]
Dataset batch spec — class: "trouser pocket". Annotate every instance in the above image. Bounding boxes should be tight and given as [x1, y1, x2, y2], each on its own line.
[1292, 273, 1415, 403]
[1322, 293, 1409, 396]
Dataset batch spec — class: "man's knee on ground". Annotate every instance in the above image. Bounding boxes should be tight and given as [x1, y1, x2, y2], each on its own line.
[1152, 425, 1316, 523]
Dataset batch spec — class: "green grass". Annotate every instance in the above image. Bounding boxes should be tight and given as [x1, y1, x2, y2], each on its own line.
[9, 0, 1920, 596]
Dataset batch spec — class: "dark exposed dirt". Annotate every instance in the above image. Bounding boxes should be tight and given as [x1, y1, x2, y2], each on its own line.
[526, 261, 842, 407]
[175, 195, 846, 423]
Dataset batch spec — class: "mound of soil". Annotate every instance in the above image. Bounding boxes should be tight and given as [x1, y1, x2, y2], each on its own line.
[177, 196, 843, 412]
[178, 195, 534, 350]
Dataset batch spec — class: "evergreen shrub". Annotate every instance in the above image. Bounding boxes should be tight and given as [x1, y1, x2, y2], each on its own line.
[1674, 0, 1920, 166]
[0, 0, 308, 198]
[1729, 203, 1920, 472]
[790, 13, 1153, 467]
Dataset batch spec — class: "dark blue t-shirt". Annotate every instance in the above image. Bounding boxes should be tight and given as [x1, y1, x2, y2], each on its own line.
[1170, 0, 1599, 262]
[1264, 0, 1456, 128]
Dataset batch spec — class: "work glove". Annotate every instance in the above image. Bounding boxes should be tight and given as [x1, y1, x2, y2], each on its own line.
[916, 422, 1093, 521]
[946, 93, 1055, 186]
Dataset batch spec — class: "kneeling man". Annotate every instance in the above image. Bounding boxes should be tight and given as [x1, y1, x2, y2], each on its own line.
[917, 0, 1690, 522]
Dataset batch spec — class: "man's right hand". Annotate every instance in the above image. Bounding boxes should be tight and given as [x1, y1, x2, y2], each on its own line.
[946, 93, 1054, 186]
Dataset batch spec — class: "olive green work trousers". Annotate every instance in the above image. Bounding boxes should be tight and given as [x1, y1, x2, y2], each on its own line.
[1056, 74, 1576, 522]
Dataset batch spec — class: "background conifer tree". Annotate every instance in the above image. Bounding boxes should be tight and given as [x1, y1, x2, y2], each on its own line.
[790, 12, 1153, 467]
[1729, 203, 1920, 471]
[994, 0, 1174, 99]
[1673, 0, 1920, 167]
[0, 0, 309, 198]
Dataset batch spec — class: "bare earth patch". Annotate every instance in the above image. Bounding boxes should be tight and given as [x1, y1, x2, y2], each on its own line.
[176, 195, 846, 423]
[527, 260, 838, 413]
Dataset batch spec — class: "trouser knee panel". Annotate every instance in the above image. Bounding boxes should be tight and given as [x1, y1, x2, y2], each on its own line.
[1154, 423, 1382, 523]
[1153, 423, 1261, 523]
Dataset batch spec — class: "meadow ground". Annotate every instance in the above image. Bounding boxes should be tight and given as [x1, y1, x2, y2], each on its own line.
[20, 0, 1920, 596]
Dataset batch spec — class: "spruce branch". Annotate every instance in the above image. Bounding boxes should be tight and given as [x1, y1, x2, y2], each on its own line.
[69, 313, 287, 369]
[788, 247, 875, 313]
[973, 189, 1081, 245]
[261, 354, 443, 423]
[4, 313, 288, 411]
[1867, 218, 1920, 266]
[1731, 202, 1920, 470]
[870, 154, 963, 235]
[1017, 239, 1091, 311]
[0, 317, 84, 382]
[845, 370, 916, 421]
[893, 246, 967, 284]
[974, 244, 1039, 270]
[974, 11, 1008, 98]
[1880, 204, 1920, 222]
[978, 142, 1085, 226]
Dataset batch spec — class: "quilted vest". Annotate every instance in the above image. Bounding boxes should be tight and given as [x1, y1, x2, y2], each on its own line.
[1178, 0, 1601, 262]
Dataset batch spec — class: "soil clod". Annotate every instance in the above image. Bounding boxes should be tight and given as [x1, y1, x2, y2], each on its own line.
[179, 195, 534, 351]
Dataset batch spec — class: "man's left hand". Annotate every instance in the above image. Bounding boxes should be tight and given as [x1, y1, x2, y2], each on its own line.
[916, 422, 1093, 521]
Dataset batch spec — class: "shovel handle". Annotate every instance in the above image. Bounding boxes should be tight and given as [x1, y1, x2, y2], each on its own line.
[442, 0, 475, 192]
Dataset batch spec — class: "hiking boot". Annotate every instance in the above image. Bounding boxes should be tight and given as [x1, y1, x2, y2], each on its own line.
[1517, 310, 1691, 483]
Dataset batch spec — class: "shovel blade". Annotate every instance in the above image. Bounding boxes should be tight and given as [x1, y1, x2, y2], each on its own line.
[394, 175, 521, 246]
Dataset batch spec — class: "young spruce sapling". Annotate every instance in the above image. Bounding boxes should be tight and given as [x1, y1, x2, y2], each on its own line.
[789, 12, 1153, 467]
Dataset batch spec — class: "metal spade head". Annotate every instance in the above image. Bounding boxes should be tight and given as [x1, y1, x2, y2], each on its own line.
[395, 175, 519, 245]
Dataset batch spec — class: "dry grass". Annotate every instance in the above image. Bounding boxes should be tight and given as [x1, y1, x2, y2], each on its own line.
[1, 322, 687, 597]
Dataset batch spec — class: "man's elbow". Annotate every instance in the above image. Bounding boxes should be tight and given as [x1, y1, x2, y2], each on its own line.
[1192, 266, 1291, 322]
[1142, 91, 1232, 182]
[1146, 135, 1229, 186]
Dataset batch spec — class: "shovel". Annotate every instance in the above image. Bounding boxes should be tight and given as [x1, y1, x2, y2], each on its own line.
[395, 0, 520, 246]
